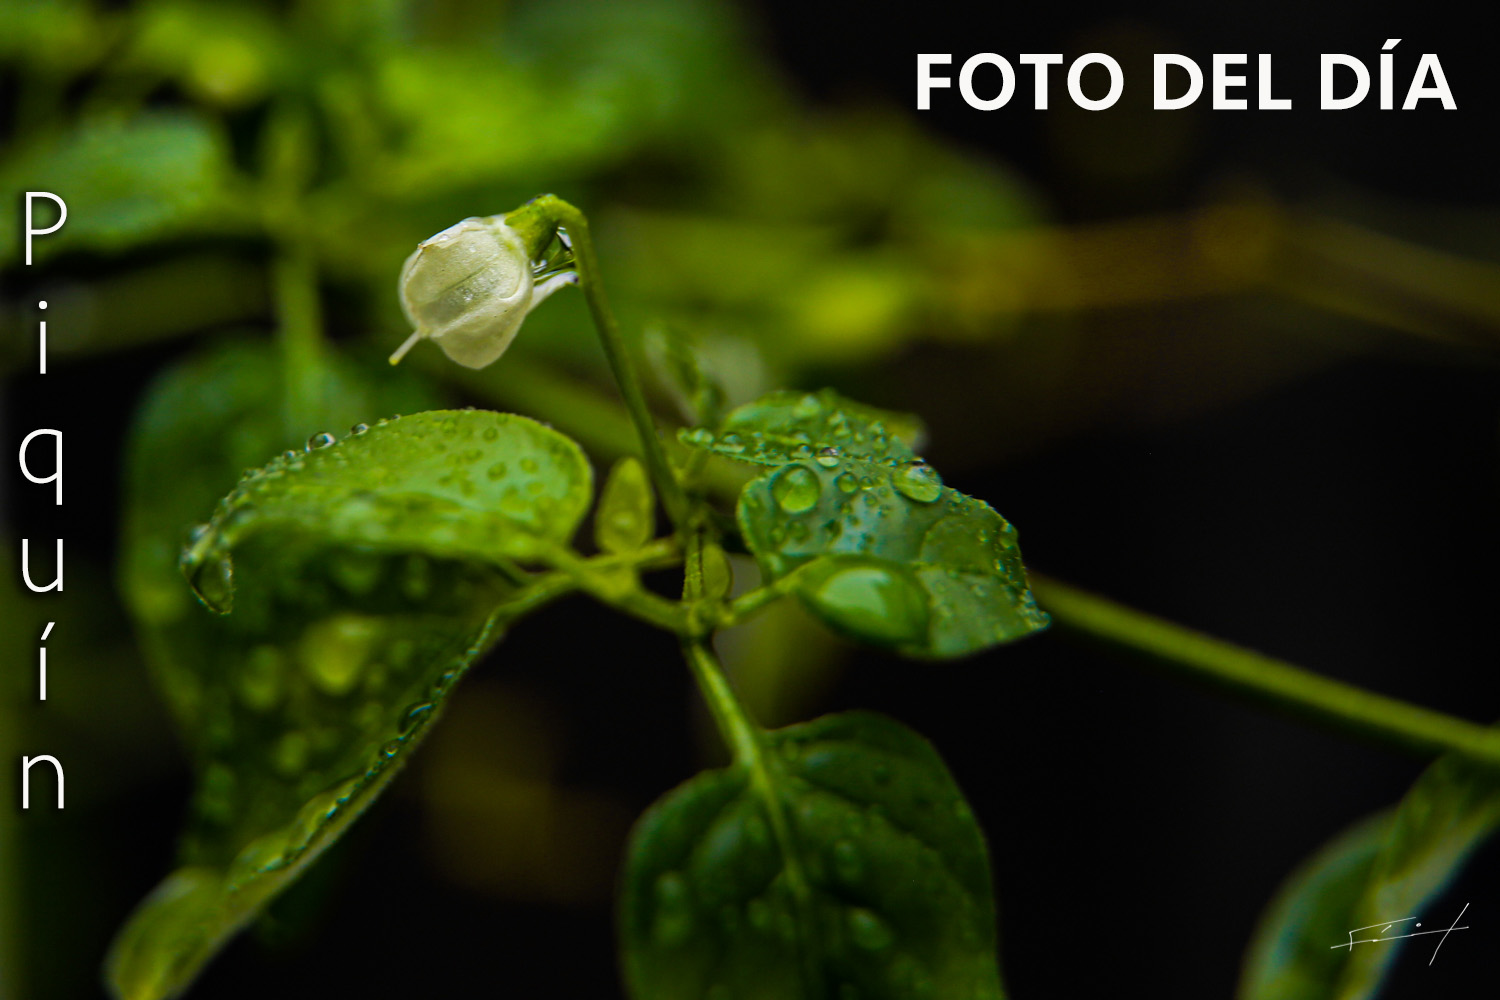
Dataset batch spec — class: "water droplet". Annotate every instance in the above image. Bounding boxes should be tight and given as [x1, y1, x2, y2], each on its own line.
[186, 553, 235, 614]
[482, 425, 499, 442]
[290, 777, 359, 851]
[793, 393, 823, 419]
[815, 446, 842, 468]
[226, 834, 289, 889]
[805, 560, 930, 647]
[771, 465, 820, 514]
[652, 872, 694, 947]
[836, 472, 859, 494]
[520, 457, 539, 474]
[306, 431, 336, 451]
[892, 460, 943, 503]
[847, 907, 895, 951]
[350, 422, 369, 436]
[400, 702, 434, 734]
[719, 433, 745, 454]
[282, 449, 299, 462]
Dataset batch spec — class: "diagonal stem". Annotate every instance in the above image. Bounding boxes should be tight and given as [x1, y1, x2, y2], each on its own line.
[1032, 573, 1500, 767]
[507, 195, 689, 530]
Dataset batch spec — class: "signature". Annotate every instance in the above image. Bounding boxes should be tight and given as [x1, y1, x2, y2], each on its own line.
[1332, 903, 1470, 966]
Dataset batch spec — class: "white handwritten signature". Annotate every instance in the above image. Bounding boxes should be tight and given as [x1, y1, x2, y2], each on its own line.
[1332, 903, 1470, 966]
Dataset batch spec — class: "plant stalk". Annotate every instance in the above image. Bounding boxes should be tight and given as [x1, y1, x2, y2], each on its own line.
[1032, 574, 1500, 767]
[516, 195, 689, 529]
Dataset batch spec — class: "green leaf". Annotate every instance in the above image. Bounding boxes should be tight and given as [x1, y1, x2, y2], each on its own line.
[1237, 751, 1500, 1000]
[109, 345, 591, 1000]
[1237, 812, 1392, 1000]
[620, 711, 1004, 1000]
[182, 409, 594, 613]
[697, 390, 1046, 657]
[0, 112, 239, 265]
[1332, 754, 1500, 998]
[679, 389, 924, 467]
[596, 456, 655, 554]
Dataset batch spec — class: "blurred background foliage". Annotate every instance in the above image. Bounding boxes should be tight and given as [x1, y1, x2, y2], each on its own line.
[2, 0, 1499, 997]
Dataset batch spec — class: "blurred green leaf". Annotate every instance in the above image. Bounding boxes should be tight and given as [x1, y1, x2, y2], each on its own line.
[109, 342, 596, 999]
[620, 710, 1004, 1000]
[1238, 748, 1500, 1000]
[689, 390, 1045, 657]
[1237, 813, 1391, 1000]
[1334, 754, 1500, 998]
[0, 112, 241, 265]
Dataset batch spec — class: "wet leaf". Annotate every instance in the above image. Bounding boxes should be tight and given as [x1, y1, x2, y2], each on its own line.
[620, 711, 1004, 1000]
[108, 344, 590, 1000]
[679, 388, 923, 467]
[0, 112, 238, 265]
[698, 390, 1045, 657]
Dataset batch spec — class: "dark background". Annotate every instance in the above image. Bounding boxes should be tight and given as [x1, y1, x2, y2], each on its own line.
[6, 0, 1500, 997]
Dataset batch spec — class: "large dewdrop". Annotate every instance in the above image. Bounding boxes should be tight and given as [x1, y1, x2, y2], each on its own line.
[390, 215, 576, 369]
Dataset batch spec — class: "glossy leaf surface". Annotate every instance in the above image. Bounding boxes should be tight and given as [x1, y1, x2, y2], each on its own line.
[687, 390, 1046, 657]
[621, 711, 1004, 1000]
[110, 346, 590, 999]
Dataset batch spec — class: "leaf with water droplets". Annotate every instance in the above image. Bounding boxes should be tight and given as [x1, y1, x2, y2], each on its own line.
[108, 343, 586, 1000]
[182, 409, 593, 609]
[678, 388, 924, 467]
[738, 457, 1046, 657]
[1237, 748, 1500, 1000]
[621, 711, 1005, 1000]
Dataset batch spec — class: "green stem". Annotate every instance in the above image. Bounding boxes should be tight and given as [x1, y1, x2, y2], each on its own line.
[542, 546, 689, 633]
[271, 245, 325, 439]
[510, 195, 689, 529]
[1032, 574, 1500, 766]
[680, 589, 820, 993]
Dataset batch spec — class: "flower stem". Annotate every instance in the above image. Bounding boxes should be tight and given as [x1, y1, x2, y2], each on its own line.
[1032, 573, 1500, 767]
[510, 195, 689, 530]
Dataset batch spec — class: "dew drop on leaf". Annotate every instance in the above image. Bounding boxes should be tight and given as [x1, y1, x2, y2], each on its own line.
[306, 431, 336, 451]
[892, 460, 943, 503]
[770, 464, 820, 514]
[804, 560, 929, 647]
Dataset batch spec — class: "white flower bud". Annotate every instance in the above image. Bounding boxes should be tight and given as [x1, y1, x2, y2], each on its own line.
[391, 215, 575, 369]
